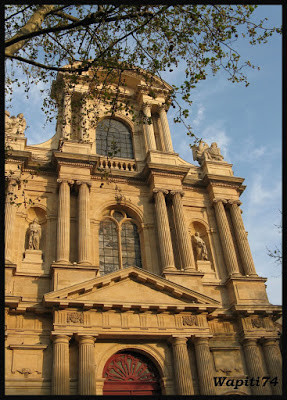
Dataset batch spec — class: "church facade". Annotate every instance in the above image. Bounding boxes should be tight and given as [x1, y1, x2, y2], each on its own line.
[5, 68, 282, 395]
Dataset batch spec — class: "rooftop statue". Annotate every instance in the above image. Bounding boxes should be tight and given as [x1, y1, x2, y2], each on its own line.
[5, 111, 26, 136]
[192, 141, 224, 165]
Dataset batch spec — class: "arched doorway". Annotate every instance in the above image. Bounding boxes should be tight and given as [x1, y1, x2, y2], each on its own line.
[103, 350, 161, 395]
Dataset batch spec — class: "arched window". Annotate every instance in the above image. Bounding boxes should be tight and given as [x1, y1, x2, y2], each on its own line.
[99, 209, 142, 276]
[96, 119, 134, 159]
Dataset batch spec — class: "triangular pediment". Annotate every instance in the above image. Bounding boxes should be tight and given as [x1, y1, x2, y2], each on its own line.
[44, 267, 219, 312]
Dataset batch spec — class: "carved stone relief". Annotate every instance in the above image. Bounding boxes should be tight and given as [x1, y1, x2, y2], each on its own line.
[251, 318, 264, 329]
[66, 312, 84, 324]
[182, 315, 198, 326]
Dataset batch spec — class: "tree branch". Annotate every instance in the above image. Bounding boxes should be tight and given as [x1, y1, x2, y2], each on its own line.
[5, 8, 155, 51]
[50, 10, 81, 23]
[5, 54, 80, 72]
[5, 5, 56, 56]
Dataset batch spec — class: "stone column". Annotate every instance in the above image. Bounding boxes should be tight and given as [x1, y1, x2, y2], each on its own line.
[213, 199, 240, 276]
[77, 181, 91, 265]
[262, 339, 282, 394]
[153, 189, 176, 271]
[171, 191, 196, 271]
[62, 93, 72, 139]
[5, 179, 17, 263]
[80, 99, 89, 141]
[193, 337, 215, 395]
[171, 337, 194, 395]
[228, 200, 257, 276]
[158, 106, 174, 152]
[56, 179, 73, 263]
[242, 339, 272, 395]
[78, 335, 96, 395]
[142, 103, 156, 150]
[51, 335, 70, 395]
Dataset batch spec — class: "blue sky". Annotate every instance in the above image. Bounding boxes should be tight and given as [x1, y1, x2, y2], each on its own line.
[6, 6, 282, 304]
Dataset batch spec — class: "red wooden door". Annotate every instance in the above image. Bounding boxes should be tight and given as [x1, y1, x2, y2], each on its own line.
[103, 351, 161, 395]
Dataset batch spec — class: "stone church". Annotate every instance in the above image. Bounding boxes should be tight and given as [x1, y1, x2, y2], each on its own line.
[5, 68, 282, 395]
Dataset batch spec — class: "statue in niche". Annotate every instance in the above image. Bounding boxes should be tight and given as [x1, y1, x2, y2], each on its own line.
[5, 111, 26, 136]
[28, 219, 41, 250]
[193, 232, 208, 261]
[192, 140, 224, 165]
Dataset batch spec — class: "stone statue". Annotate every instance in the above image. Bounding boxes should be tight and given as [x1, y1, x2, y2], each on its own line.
[5, 111, 26, 136]
[192, 140, 224, 165]
[193, 232, 208, 261]
[16, 113, 26, 135]
[204, 142, 224, 161]
[28, 219, 41, 250]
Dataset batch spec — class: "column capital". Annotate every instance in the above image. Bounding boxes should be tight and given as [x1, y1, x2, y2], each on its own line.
[262, 338, 279, 346]
[153, 188, 169, 196]
[57, 178, 74, 186]
[213, 198, 227, 204]
[193, 336, 210, 345]
[227, 199, 242, 207]
[170, 190, 185, 198]
[76, 180, 91, 188]
[76, 334, 97, 344]
[142, 102, 152, 111]
[51, 334, 71, 343]
[241, 337, 258, 346]
[170, 336, 189, 345]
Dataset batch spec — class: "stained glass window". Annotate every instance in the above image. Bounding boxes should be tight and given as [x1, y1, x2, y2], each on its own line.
[99, 220, 119, 275]
[121, 221, 142, 269]
[96, 119, 134, 159]
[99, 210, 142, 275]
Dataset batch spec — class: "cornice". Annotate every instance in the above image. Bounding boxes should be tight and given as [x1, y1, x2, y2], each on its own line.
[5, 150, 31, 164]
[142, 162, 190, 182]
[203, 173, 245, 188]
[52, 150, 97, 166]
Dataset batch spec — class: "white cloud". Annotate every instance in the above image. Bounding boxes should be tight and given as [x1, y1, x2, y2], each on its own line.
[248, 174, 281, 207]
[250, 145, 266, 159]
[233, 139, 266, 163]
[192, 105, 205, 127]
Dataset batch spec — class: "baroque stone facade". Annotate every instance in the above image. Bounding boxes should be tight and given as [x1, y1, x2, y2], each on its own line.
[5, 68, 282, 395]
